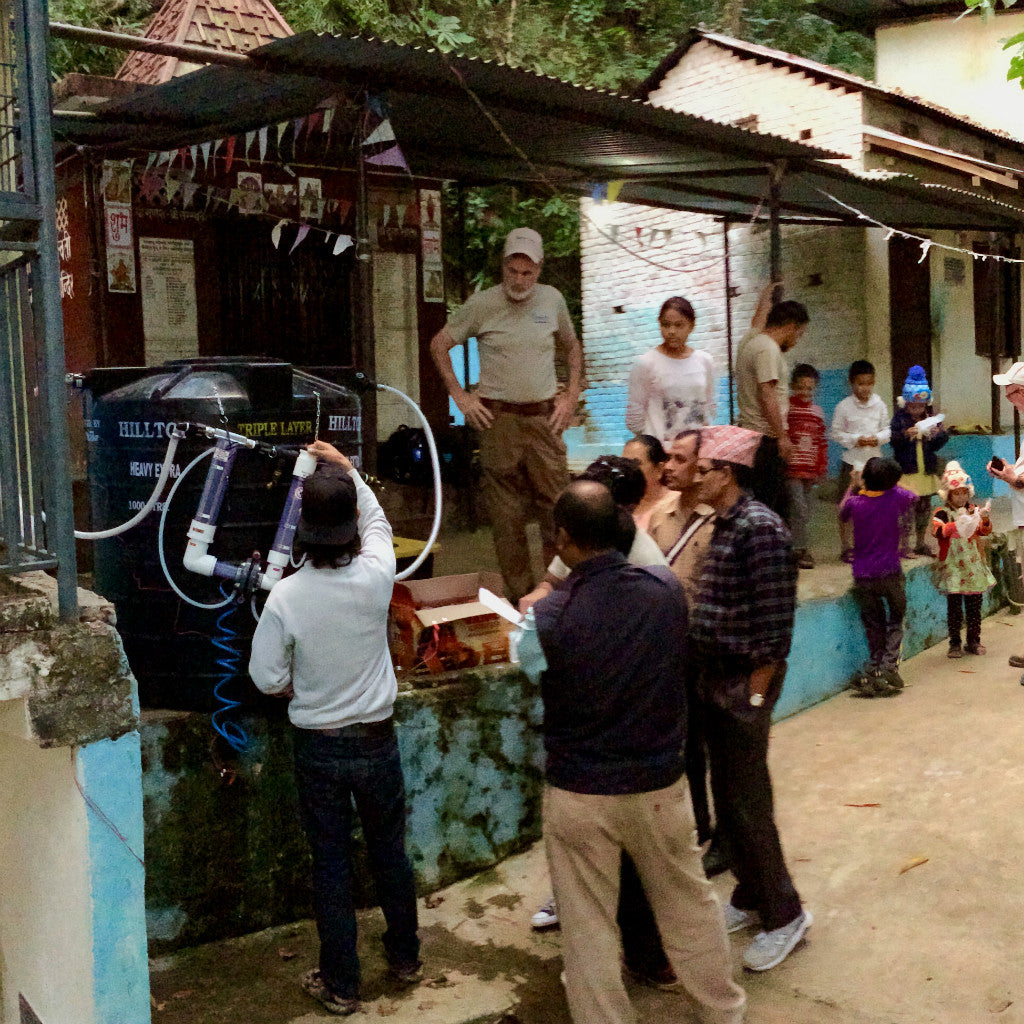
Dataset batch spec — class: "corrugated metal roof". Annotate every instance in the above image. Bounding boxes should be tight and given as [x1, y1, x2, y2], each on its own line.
[639, 29, 1024, 147]
[117, 0, 293, 85]
[48, 31, 1024, 229]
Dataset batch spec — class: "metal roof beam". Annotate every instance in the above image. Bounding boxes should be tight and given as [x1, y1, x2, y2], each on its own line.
[49, 21, 252, 68]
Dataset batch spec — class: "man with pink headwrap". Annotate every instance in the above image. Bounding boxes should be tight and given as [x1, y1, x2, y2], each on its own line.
[689, 425, 811, 973]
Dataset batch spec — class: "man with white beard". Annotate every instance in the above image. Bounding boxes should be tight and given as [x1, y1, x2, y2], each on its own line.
[431, 228, 584, 602]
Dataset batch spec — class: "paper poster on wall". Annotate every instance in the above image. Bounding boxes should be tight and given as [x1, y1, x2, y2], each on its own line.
[298, 177, 323, 220]
[139, 237, 199, 365]
[236, 171, 267, 215]
[419, 188, 444, 303]
[103, 159, 137, 293]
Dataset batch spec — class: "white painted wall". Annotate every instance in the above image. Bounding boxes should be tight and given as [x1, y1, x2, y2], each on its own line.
[0, 708, 96, 1024]
[875, 13, 1024, 141]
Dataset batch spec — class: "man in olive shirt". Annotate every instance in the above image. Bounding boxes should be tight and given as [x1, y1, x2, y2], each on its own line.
[734, 298, 809, 519]
[430, 228, 583, 601]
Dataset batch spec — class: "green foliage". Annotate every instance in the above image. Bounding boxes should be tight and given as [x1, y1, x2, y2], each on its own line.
[49, 0, 157, 79]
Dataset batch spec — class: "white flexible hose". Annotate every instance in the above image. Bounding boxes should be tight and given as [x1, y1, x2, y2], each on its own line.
[75, 429, 183, 540]
[157, 446, 235, 610]
[377, 384, 443, 581]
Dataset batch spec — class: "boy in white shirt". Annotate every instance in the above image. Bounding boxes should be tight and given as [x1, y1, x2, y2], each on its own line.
[831, 360, 891, 562]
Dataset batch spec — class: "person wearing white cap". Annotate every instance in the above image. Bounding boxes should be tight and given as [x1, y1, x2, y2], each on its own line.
[989, 362, 1024, 668]
[430, 227, 584, 601]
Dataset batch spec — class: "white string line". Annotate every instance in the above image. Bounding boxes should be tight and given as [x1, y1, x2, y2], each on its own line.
[817, 188, 1024, 265]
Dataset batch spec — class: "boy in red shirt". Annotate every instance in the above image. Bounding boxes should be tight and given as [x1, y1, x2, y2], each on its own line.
[786, 364, 828, 569]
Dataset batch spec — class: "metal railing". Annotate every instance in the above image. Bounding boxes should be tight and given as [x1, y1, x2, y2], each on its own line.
[0, 0, 78, 620]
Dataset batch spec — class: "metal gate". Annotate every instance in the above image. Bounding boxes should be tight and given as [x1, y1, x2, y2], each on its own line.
[0, 0, 78, 619]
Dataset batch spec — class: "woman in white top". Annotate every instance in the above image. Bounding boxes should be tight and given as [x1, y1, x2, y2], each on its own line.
[626, 296, 716, 442]
[622, 434, 670, 532]
[517, 455, 667, 613]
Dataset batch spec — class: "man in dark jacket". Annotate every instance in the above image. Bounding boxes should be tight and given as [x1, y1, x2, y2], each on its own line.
[517, 479, 744, 1024]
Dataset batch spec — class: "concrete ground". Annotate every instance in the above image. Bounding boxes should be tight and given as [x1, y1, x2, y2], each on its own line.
[151, 604, 1024, 1024]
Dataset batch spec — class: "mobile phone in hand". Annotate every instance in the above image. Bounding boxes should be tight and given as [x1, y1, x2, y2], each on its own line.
[991, 456, 1005, 471]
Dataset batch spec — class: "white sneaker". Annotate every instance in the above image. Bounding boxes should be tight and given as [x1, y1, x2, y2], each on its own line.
[723, 902, 756, 934]
[742, 909, 812, 971]
[531, 896, 559, 930]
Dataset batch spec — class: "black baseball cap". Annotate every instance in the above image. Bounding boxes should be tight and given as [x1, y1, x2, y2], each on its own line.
[295, 467, 358, 546]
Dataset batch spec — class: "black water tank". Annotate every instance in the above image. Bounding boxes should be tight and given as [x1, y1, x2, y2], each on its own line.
[83, 358, 362, 710]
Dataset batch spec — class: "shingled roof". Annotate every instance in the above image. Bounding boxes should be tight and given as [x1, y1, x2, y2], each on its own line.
[116, 0, 293, 85]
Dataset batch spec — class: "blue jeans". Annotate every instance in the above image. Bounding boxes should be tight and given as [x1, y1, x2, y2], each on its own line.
[293, 723, 420, 999]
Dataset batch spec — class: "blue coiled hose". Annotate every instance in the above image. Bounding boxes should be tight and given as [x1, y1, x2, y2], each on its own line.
[210, 589, 249, 752]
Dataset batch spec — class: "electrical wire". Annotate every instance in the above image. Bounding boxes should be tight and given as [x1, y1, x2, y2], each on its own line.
[70, 749, 145, 868]
[210, 591, 250, 752]
[377, 383, 442, 581]
[157, 446, 235, 610]
[74, 428, 183, 540]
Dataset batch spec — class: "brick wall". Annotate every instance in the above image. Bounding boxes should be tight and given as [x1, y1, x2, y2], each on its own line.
[577, 41, 870, 461]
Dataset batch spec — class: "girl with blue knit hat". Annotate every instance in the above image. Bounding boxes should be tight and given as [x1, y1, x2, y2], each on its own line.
[890, 365, 948, 556]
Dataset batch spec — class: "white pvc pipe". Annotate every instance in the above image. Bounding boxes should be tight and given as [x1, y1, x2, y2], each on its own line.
[74, 428, 183, 540]
[157, 446, 235, 610]
[376, 384, 443, 581]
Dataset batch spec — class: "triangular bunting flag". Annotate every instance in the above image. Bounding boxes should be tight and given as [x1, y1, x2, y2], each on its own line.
[607, 180, 625, 203]
[190, 144, 198, 170]
[244, 130, 256, 162]
[333, 234, 354, 256]
[292, 117, 305, 158]
[146, 152, 157, 170]
[271, 220, 286, 249]
[156, 150, 172, 167]
[258, 126, 269, 163]
[164, 175, 182, 203]
[224, 136, 237, 174]
[363, 119, 396, 147]
[306, 111, 323, 137]
[289, 224, 310, 254]
[276, 121, 289, 153]
[200, 141, 212, 171]
[181, 182, 199, 208]
[213, 139, 224, 159]
[322, 108, 335, 135]
[365, 144, 409, 172]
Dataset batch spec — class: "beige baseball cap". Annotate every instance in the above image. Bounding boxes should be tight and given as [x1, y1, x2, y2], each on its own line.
[993, 362, 1024, 386]
[503, 227, 543, 264]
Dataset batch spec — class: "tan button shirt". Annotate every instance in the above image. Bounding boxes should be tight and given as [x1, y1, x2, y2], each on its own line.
[647, 497, 716, 608]
[445, 283, 574, 403]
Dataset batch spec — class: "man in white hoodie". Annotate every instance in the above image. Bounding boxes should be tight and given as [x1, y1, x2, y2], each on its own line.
[250, 439, 420, 1017]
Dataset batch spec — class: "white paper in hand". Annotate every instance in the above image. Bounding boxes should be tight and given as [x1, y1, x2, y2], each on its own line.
[478, 587, 523, 626]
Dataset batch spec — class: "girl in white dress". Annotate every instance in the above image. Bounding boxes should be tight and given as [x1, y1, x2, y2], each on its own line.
[626, 297, 716, 442]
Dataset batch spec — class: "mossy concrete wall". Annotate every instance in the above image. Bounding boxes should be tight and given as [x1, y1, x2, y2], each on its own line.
[141, 665, 543, 953]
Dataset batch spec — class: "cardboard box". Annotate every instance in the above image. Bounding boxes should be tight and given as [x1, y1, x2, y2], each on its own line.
[389, 571, 514, 672]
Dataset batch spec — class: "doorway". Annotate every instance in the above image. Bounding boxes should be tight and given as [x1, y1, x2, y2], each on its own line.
[888, 235, 932, 406]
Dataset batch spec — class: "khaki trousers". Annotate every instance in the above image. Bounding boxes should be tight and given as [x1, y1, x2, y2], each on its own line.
[544, 779, 746, 1024]
[477, 411, 569, 601]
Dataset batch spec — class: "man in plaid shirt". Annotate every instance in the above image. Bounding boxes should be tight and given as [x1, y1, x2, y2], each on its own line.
[690, 425, 810, 974]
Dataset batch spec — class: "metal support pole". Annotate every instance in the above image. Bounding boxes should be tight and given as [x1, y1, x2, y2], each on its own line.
[769, 162, 785, 302]
[354, 106, 377, 476]
[50, 21, 250, 68]
[456, 184, 469, 395]
[723, 218, 735, 425]
[20, 0, 78, 620]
